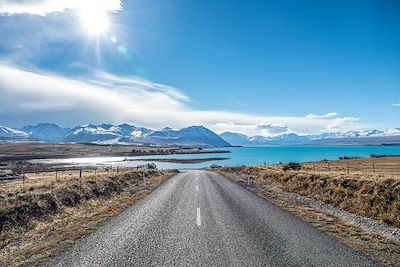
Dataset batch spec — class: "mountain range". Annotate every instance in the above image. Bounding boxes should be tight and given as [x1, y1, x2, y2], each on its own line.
[1, 123, 399, 147]
[220, 129, 400, 146]
[0, 123, 230, 147]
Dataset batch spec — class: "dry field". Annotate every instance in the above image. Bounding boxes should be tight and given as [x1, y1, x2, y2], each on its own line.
[216, 157, 400, 266]
[301, 156, 400, 178]
[0, 143, 224, 162]
[0, 169, 176, 267]
[1, 168, 135, 193]
[221, 157, 400, 227]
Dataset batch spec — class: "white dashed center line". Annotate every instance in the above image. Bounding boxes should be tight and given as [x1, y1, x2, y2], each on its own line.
[196, 208, 201, 226]
[196, 185, 199, 191]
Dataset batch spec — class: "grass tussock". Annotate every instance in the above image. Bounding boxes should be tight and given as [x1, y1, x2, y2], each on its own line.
[252, 186, 400, 267]
[0, 170, 168, 233]
[220, 165, 400, 228]
[0, 170, 175, 267]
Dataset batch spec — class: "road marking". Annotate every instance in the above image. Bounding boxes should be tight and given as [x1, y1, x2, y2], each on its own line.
[196, 176, 198, 181]
[196, 185, 199, 191]
[196, 208, 201, 226]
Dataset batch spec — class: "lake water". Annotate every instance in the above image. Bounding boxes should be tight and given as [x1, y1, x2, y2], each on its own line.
[33, 146, 400, 170]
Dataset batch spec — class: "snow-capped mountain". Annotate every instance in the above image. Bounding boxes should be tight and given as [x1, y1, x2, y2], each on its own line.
[145, 126, 231, 147]
[63, 124, 156, 144]
[0, 126, 30, 141]
[219, 132, 253, 146]
[64, 124, 129, 143]
[2, 123, 399, 147]
[21, 123, 70, 142]
[64, 124, 230, 146]
[220, 132, 311, 146]
[385, 128, 400, 136]
[220, 129, 400, 146]
[8, 123, 230, 147]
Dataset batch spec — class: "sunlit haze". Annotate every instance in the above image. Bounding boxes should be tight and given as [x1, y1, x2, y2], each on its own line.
[0, 0, 398, 136]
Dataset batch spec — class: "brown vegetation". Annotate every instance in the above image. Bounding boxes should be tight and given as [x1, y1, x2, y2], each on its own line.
[220, 161, 400, 227]
[216, 158, 400, 266]
[0, 143, 228, 162]
[301, 156, 400, 177]
[0, 169, 175, 267]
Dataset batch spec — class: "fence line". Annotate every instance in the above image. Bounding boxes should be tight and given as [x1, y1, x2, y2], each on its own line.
[0, 166, 146, 193]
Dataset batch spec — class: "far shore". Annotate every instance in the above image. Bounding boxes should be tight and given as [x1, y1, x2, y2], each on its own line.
[0, 143, 230, 175]
[0, 143, 230, 162]
[125, 157, 229, 164]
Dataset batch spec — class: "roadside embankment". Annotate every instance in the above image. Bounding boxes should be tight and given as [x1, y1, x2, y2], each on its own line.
[0, 169, 176, 267]
[219, 165, 400, 228]
[216, 161, 400, 266]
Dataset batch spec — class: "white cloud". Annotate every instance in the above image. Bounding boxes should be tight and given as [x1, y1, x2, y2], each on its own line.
[392, 103, 400, 107]
[306, 112, 338, 119]
[213, 122, 290, 137]
[326, 117, 361, 132]
[256, 123, 288, 136]
[0, 63, 368, 135]
[0, 0, 122, 16]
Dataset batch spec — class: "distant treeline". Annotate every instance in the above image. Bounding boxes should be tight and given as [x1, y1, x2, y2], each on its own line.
[370, 154, 400, 158]
[338, 156, 362, 160]
[338, 154, 400, 160]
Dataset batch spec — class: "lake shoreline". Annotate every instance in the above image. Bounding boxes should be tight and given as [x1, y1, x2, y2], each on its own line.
[125, 157, 230, 164]
[0, 143, 230, 162]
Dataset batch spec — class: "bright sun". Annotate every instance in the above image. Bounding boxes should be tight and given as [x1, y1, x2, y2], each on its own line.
[80, 7, 110, 35]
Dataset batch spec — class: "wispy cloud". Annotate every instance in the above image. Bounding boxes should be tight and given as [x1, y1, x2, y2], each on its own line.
[325, 117, 360, 132]
[214, 122, 291, 137]
[306, 113, 338, 119]
[392, 103, 400, 107]
[223, 94, 246, 107]
[0, 63, 368, 135]
[256, 123, 288, 136]
[0, 0, 122, 16]
[305, 113, 362, 133]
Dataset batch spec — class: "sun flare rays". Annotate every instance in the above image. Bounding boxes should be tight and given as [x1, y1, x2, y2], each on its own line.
[79, 5, 110, 35]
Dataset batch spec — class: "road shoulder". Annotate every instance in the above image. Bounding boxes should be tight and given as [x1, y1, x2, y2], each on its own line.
[216, 169, 400, 267]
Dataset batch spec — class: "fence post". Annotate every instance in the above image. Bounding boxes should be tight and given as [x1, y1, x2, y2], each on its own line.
[143, 173, 147, 189]
[55, 171, 58, 182]
[372, 162, 375, 173]
[79, 168, 82, 178]
[347, 163, 350, 174]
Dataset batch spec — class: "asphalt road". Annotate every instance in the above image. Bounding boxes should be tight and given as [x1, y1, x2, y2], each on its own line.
[48, 170, 376, 267]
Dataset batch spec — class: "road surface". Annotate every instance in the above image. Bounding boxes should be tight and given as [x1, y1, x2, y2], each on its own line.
[48, 170, 375, 266]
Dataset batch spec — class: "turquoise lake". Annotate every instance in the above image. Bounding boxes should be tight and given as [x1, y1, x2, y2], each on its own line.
[37, 146, 400, 170]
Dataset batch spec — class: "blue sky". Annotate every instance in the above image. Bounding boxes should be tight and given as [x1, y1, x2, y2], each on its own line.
[0, 0, 399, 136]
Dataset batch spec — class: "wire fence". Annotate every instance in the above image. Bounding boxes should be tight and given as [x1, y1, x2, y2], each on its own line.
[1, 159, 400, 193]
[223, 160, 400, 176]
[0, 166, 148, 194]
[301, 162, 400, 176]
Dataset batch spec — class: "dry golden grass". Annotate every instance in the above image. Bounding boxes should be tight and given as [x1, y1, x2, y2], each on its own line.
[0, 170, 175, 267]
[0, 143, 217, 162]
[301, 156, 400, 179]
[219, 170, 400, 267]
[222, 157, 400, 228]
[1, 168, 137, 192]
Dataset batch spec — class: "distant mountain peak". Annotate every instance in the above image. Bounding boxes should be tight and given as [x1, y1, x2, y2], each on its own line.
[20, 123, 69, 142]
[0, 125, 30, 141]
[5, 123, 230, 147]
[220, 129, 400, 146]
